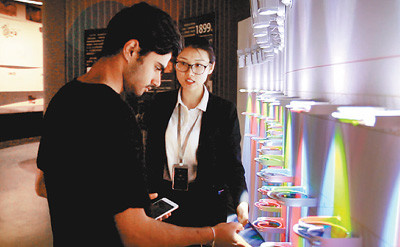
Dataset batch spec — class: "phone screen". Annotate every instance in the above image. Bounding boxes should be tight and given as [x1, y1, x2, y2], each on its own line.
[149, 199, 176, 219]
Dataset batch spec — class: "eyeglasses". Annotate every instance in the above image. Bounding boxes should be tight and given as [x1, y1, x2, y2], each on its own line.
[175, 61, 210, 75]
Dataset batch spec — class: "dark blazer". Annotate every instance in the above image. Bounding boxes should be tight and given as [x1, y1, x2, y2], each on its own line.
[145, 89, 247, 225]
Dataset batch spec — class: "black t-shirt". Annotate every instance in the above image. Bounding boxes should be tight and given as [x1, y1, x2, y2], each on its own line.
[37, 80, 150, 247]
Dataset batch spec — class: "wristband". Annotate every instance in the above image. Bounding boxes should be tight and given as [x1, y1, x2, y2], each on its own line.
[206, 226, 215, 247]
[210, 227, 215, 247]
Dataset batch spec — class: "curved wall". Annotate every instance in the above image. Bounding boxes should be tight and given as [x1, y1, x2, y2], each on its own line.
[285, 0, 400, 109]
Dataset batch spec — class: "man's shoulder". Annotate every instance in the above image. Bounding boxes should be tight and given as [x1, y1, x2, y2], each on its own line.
[55, 80, 119, 101]
[49, 80, 123, 111]
[43, 81, 132, 130]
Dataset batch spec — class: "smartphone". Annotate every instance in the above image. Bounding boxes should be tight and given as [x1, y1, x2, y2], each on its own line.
[149, 198, 179, 220]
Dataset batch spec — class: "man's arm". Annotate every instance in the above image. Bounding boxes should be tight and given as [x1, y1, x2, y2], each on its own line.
[35, 170, 47, 198]
[115, 208, 247, 247]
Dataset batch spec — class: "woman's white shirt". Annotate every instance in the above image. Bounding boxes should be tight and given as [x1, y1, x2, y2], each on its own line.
[164, 86, 209, 182]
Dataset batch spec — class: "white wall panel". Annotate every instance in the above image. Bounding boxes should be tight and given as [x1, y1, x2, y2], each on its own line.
[285, 0, 400, 109]
[238, 1, 400, 246]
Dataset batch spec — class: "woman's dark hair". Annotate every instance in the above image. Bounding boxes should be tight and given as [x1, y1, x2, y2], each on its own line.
[183, 36, 216, 63]
[100, 2, 182, 58]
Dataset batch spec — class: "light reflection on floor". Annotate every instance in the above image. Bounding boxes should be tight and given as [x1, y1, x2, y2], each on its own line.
[0, 141, 52, 247]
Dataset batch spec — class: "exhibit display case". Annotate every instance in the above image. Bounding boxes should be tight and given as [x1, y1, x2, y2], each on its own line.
[237, 0, 400, 246]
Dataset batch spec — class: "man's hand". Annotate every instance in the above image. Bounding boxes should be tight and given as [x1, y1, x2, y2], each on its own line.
[35, 170, 47, 198]
[213, 222, 250, 247]
[148, 193, 171, 221]
[149, 193, 158, 200]
[236, 202, 249, 226]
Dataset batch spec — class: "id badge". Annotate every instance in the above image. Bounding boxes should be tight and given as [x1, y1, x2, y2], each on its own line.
[172, 164, 189, 191]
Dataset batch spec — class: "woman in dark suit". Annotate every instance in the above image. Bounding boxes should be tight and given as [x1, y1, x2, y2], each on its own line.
[145, 37, 248, 229]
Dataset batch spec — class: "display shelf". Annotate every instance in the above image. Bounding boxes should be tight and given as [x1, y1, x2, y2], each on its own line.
[268, 190, 317, 207]
[293, 216, 361, 247]
[239, 89, 283, 94]
[265, 186, 317, 207]
[260, 242, 293, 247]
[293, 223, 321, 246]
[332, 106, 400, 129]
[258, 185, 305, 195]
[252, 137, 271, 142]
[254, 135, 283, 141]
[0, 98, 44, 114]
[264, 119, 282, 125]
[298, 216, 350, 238]
[255, 114, 265, 119]
[264, 98, 297, 107]
[273, 97, 300, 108]
[266, 129, 283, 137]
[254, 91, 285, 100]
[258, 138, 284, 146]
[267, 126, 283, 131]
[241, 111, 258, 117]
[258, 185, 279, 195]
[255, 198, 282, 213]
[331, 106, 385, 126]
[287, 101, 342, 115]
[257, 168, 293, 183]
[255, 154, 285, 167]
[265, 135, 283, 140]
[267, 125, 283, 130]
[258, 146, 283, 155]
[253, 217, 286, 233]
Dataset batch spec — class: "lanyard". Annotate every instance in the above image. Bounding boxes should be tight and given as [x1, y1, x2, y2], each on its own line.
[177, 104, 200, 165]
